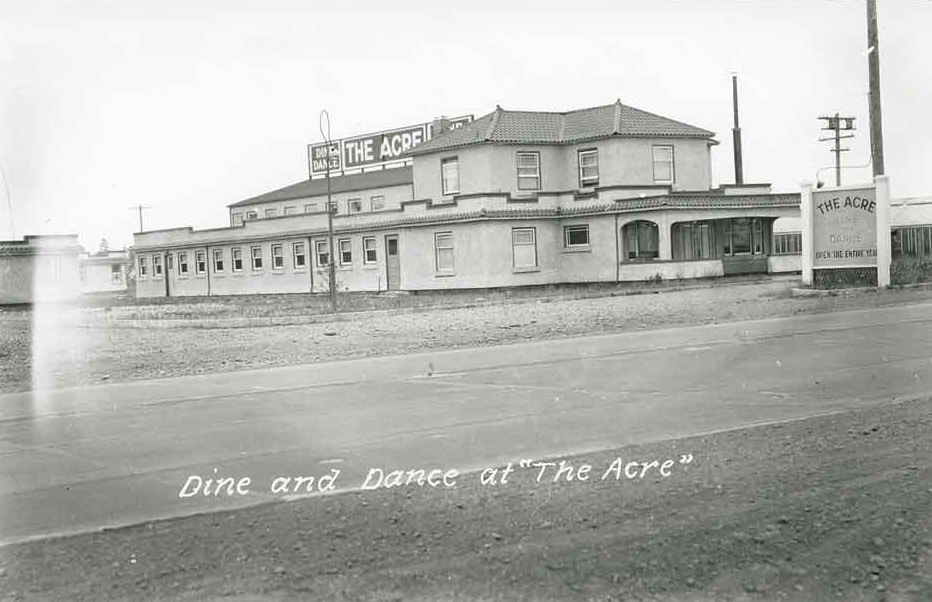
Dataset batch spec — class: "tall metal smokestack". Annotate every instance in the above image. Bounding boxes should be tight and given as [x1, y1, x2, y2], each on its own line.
[732, 74, 744, 185]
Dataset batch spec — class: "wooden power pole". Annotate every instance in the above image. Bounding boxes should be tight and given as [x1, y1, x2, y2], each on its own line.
[866, 0, 885, 177]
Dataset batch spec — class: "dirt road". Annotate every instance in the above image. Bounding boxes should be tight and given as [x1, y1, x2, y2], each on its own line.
[3, 396, 930, 601]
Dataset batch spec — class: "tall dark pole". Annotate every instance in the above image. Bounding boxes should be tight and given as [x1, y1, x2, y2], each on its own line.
[731, 74, 744, 185]
[834, 112, 842, 187]
[866, 0, 885, 177]
[320, 110, 338, 313]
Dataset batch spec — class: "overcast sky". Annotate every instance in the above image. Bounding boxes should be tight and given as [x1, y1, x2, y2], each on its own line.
[2, 0, 930, 250]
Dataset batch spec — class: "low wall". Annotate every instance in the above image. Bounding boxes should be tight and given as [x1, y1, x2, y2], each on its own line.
[617, 259, 723, 282]
[769, 255, 801, 274]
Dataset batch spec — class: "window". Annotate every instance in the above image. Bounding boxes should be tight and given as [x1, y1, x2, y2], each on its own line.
[339, 239, 352, 265]
[435, 232, 454, 271]
[720, 218, 764, 256]
[304, 203, 317, 213]
[293, 243, 306, 268]
[772, 232, 802, 255]
[166, 253, 173, 271]
[264, 208, 277, 219]
[195, 251, 206, 274]
[139, 256, 148, 277]
[271, 244, 284, 269]
[564, 225, 590, 247]
[232, 213, 244, 226]
[111, 264, 123, 284]
[652, 145, 674, 184]
[672, 221, 712, 260]
[251, 246, 263, 270]
[178, 252, 189, 275]
[512, 228, 538, 268]
[232, 248, 243, 272]
[517, 152, 540, 191]
[283, 206, 296, 216]
[579, 149, 599, 187]
[363, 237, 377, 264]
[441, 157, 459, 195]
[894, 225, 932, 257]
[370, 196, 385, 211]
[624, 221, 659, 260]
[213, 249, 224, 272]
[152, 254, 163, 276]
[246, 211, 258, 220]
[316, 241, 330, 267]
[348, 198, 362, 213]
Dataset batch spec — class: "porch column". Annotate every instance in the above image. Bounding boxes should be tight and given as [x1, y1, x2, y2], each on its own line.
[658, 217, 673, 261]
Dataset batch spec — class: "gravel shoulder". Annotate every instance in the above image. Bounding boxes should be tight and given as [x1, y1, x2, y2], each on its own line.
[4, 280, 932, 395]
[2, 396, 930, 601]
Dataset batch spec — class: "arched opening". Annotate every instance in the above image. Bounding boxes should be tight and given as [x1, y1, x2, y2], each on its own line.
[622, 220, 659, 261]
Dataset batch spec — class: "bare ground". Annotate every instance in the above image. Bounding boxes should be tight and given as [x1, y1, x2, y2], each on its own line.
[2, 395, 930, 601]
[4, 279, 932, 395]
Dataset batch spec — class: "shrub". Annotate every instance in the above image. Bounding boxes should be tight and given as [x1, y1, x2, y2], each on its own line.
[891, 256, 932, 285]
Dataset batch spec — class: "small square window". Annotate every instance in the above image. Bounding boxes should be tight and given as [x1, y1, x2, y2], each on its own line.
[283, 206, 296, 216]
[264, 208, 277, 218]
[370, 196, 385, 211]
[348, 199, 362, 213]
[232, 213, 244, 226]
[564, 225, 590, 247]
[304, 203, 317, 213]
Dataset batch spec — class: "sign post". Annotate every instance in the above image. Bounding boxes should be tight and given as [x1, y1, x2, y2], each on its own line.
[802, 178, 890, 289]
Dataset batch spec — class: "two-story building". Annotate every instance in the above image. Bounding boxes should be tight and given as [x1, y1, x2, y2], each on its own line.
[132, 101, 801, 299]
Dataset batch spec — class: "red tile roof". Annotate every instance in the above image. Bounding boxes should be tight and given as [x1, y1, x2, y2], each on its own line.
[410, 101, 715, 155]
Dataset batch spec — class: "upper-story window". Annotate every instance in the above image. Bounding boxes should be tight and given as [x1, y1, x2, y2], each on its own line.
[578, 149, 599, 187]
[652, 145, 674, 184]
[232, 213, 244, 226]
[283, 206, 296, 216]
[304, 203, 317, 213]
[245, 211, 258, 220]
[441, 157, 459, 196]
[348, 198, 363, 213]
[516, 152, 540, 191]
[265, 208, 277, 218]
[370, 196, 385, 211]
[110, 264, 123, 283]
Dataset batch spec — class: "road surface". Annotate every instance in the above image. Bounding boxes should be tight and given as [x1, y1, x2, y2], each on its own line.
[1, 301, 931, 546]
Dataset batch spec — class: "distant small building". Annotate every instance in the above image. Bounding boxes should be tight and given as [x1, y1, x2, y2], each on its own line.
[0, 235, 82, 305]
[79, 249, 131, 294]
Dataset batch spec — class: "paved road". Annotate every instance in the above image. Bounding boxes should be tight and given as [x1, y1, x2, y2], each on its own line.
[2, 302, 931, 546]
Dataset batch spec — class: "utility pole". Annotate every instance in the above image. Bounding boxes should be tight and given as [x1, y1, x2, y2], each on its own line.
[127, 205, 152, 232]
[866, 0, 884, 177]
[319, 110, 338, 313]
[731, 73, 744, 185]
[818, 114, 856, 187]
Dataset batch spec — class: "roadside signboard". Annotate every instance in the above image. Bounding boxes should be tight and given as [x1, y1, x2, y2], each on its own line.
[811, 186, 878, 267]
[308, 115, 473, 178]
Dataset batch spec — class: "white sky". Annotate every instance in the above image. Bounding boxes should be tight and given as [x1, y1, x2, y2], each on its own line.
[2, 0, 930, 250]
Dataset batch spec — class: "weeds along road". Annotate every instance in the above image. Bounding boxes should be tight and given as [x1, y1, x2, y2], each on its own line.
[1, 300, 932, 600]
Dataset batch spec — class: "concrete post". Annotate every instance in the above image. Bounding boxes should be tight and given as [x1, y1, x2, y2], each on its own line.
[657, 217, 672, 261]
[875, 175, 890, 288]
[800, 182, 814, 287]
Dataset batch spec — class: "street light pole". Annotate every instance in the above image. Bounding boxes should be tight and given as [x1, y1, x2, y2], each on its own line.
[319, 110, 338, 313]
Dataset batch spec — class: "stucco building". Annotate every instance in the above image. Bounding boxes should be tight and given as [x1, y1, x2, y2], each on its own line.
[0, 235, 82, 305]
[132, 101, 801, 299]
[79, 249, 132, 294]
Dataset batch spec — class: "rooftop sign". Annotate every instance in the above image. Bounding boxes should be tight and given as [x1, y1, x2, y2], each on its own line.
[308, 115, 473, 177]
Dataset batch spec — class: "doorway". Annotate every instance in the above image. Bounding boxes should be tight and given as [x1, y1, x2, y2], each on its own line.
[385, 234, 400, 291]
